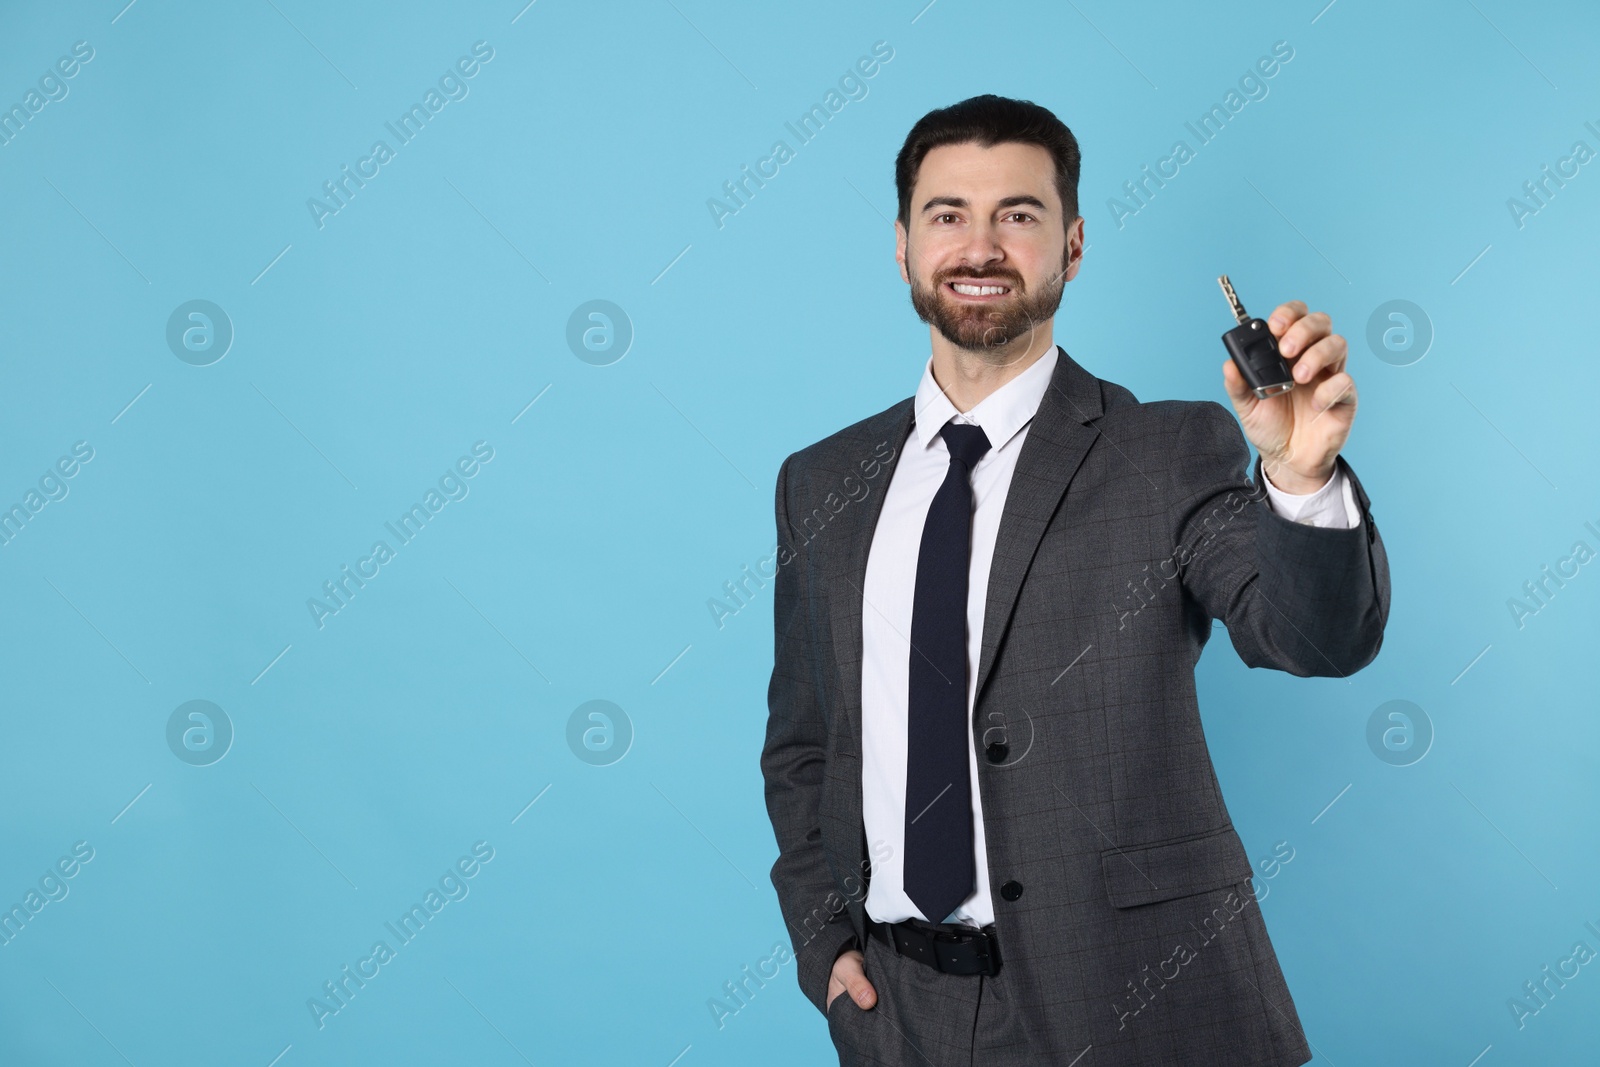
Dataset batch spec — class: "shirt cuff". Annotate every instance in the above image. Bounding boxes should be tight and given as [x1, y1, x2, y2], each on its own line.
[1261, 463, 1360, 529]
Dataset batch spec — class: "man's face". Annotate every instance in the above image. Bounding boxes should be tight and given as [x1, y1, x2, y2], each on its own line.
[896, 141, 1083, 358]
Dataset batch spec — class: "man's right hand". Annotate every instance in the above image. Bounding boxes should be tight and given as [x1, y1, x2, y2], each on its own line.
[826, 946, 878, 1012]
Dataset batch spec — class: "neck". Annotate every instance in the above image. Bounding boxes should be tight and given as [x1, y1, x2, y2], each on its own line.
[929, 326, 1056, 412]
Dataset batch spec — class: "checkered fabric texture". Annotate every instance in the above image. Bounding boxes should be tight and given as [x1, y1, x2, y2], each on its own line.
[762, 348, 1390, 1066]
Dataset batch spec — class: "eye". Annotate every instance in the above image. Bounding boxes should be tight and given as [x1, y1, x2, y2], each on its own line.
[932, 213, 959, 224]
[1005, 212, 1037, 224]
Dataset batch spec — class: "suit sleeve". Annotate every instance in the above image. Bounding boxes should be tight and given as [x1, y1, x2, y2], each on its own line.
[1261, 465, 1359, 529]
[1167, 401, 1391, 677]
[761, 454, 858, 1016]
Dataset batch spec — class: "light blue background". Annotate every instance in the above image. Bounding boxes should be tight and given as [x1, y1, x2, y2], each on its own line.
[2, 1, 1597, 1064]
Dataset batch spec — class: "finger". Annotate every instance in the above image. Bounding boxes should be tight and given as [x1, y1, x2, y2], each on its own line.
[1278, 311, 1330, 360]
[1221, 358, 1255, 405]
[831, 947, 877, 1008]
[1267, 300, 1308, 337]
[1312, 372, 1357, 413]
[827, 958, 855, 1010]
[1290, 331, 1347, 384]
[831, 949, 877, 1006]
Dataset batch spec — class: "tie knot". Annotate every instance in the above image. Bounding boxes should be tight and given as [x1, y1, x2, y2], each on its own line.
[939, 422, 991, 470]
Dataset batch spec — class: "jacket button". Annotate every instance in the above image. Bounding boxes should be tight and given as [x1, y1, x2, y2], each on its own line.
[985, 742, 1009, 763]
[1000, 880, 1023, 901]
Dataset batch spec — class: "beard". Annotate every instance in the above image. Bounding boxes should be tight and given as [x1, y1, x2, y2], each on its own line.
[908, 252, 1068, 357]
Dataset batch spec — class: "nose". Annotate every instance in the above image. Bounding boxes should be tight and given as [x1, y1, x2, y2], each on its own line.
[956, 221, 1005, 271]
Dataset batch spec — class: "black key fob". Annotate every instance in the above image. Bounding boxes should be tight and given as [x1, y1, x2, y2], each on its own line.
[1218, 276, 1294, 399]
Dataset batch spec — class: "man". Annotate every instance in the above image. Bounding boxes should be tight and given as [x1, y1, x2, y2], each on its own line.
[761, 94, 1389, 1066]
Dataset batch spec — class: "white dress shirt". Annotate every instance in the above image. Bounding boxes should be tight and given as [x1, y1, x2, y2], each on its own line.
[859, 346, 1357, 927]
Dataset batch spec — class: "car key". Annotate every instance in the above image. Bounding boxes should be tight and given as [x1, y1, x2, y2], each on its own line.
[1217, 275, 1294, 399]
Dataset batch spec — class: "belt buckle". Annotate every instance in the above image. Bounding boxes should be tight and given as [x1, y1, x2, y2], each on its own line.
[886, 920, 940, 968]
[883, 919, 1001, 977]
[934, 927, 998, 979]
[933, 925, 987, 976]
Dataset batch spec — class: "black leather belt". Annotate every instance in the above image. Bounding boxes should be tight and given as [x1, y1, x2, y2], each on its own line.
[867, 916, 1002, 977]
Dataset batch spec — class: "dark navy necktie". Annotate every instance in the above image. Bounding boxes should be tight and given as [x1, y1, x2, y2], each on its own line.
[904, 420, 991, 925]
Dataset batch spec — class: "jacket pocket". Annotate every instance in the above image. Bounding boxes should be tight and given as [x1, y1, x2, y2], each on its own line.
[1101, 824, 1253, 908]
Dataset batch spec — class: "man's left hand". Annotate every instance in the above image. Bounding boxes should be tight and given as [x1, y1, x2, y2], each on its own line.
[1221, 300, 1357, 494]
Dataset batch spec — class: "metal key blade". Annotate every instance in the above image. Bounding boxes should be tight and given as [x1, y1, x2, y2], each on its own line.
[1217, 275, 1250, 325]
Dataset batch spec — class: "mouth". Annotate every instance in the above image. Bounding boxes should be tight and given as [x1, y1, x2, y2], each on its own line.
[944, 279, 1014, 301]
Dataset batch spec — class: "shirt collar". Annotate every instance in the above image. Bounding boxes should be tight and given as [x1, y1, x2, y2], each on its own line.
[910, 344, 1060, 454]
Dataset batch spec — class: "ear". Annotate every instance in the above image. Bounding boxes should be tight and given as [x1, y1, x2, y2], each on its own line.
[1062, 216, 1086, 283]
[894, 219, 910, 285]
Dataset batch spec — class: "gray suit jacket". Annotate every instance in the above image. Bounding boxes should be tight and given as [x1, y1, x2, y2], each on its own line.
[761, 346, 1390, 1065]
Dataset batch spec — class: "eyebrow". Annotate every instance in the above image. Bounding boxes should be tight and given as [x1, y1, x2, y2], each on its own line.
[920, 195, 1049, 215]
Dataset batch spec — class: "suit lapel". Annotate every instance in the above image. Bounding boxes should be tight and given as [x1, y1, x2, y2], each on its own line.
[972, 349, 1104, 707]
[826, 347, 1107, 750]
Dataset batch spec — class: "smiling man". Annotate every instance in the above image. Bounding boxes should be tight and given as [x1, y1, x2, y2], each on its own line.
[759, 95, 1391, 1066]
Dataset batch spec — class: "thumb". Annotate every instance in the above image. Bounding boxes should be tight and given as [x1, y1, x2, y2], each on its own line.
[833, 951, 878, 1009]
[1221, 358, 1255, 410]
[848, 972, 878, 1009]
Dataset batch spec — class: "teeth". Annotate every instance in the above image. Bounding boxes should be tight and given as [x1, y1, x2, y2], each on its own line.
[951, 283, 1009, 296]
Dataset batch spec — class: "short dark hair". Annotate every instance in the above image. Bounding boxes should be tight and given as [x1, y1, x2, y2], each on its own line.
[894, 94, 1081, 232]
